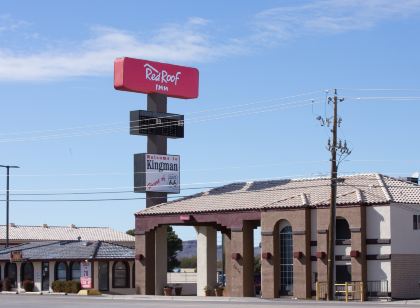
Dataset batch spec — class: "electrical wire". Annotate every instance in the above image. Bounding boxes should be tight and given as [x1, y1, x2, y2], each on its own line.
[2, 170, 418, 195]
[8, 160, 331, 177]
[0, 90, 324, 137]
[0, 98, 323, 143]
[5, 182, 420, 204]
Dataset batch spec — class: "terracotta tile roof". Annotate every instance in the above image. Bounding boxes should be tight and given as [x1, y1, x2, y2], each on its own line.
[136, 173, 420, 216]
[0, 225, 134, 243]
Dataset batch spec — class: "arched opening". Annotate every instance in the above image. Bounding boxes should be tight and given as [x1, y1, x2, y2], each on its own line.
[21, 262, 34, 282]
[279, 220, 293, 296]
[5, 262, 17, 288]
[335, 217, 351, 283]
[55, 262, 68, 281]
[336, 217, 351, 241]
[112, 261, 129, 288]
[70, 262, 81, 281]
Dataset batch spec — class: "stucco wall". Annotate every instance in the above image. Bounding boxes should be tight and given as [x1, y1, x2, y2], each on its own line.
[391, 204, 420, 254]
[390, 204, 420, 298]
[366, 206, 391, 240]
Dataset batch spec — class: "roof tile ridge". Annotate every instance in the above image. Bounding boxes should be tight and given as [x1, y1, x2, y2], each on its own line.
[355, 188, 363, 203]
[376, 173, 393, 202]
[301, 193, 309, 206]
[92, 241, 102, 259]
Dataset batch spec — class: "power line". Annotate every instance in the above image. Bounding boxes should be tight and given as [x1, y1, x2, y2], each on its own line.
[338, 88, 420, 92]
[2, 169, 418, 194]
[0, 98, 323, 143]
[0, 90, 324, 138]
[7, 160, 332, 177]
[347, 96, 420, 101]
[4, 182, 420, 204]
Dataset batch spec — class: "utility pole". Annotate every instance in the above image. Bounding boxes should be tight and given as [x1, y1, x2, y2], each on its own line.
[327, 91, 338, 301]
[316, 89, 351, 301]
[0, 164, 20, 248]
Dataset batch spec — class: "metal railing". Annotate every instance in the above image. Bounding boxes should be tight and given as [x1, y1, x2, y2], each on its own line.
[316, 281, 365, 302]
[366, 280, 389, 299]
[316, 280, 389, 301]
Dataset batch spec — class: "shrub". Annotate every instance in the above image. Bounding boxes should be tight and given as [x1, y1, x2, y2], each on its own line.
[51, 280, 81, 293]
[22, 280, 34, 292]
[65, 281, 81, 294]
[3, 278, 12, 291]
[52, 280, 66, 293]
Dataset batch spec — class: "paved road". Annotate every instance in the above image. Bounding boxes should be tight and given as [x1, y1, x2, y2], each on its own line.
[1, 294, 419, 308]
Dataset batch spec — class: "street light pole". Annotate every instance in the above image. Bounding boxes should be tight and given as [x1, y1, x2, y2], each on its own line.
[0, 164, 20, 248]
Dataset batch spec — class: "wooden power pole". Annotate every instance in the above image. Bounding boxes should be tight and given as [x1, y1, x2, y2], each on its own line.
[317, 89, 351, 300]
[327, 90, 338, 300]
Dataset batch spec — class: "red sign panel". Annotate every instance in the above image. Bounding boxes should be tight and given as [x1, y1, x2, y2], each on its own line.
[81, 277, 92, 289]
[114, 57, 199, 99]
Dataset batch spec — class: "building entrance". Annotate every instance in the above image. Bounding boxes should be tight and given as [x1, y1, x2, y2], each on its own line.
[41, 262, 49, 291]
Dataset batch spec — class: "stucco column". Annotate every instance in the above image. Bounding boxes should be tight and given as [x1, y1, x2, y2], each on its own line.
[229, 221, 254, 297]
[93, 261, 99, 290]
[155, 225, 167, 295]
[292, 209, 312, 299]
[261, 230, 279, 299]
[33, 262, 42, 292]
[49, 262, 55, 292]
[350, 206, 366, 285]
[317, 208, 329, 284]
[223, 231, 232, 296]
[16, 263, 21, 291]
[135, 231, 155, 295]
[196, 226, 217, 296]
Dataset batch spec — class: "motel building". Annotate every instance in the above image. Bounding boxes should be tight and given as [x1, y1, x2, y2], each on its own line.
[0, 240, 135, 294]
[134, 173, 420, 300]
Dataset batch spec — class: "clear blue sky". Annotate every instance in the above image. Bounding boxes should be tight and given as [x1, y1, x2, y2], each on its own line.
[1, 1, 420, 242]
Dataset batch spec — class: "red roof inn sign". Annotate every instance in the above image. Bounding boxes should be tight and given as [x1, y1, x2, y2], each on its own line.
[114, 57, 199, 99]
[114, 57, 199, 195]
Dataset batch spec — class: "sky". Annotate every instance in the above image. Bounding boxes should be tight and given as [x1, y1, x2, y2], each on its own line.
[1, 0, 420, 242]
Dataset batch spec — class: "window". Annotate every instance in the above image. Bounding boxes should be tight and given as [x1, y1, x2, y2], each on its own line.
[112, 261, 129, 288]
[336, 265, 352, 283]
[413, 215, 420, 230]
[55, 262, 68, 281]
[336, 218, 351, 241]
[5, 262, 17, 287]
[279, 225, 293, 295]
[21, 262, 34, 282]
[70, 262, 81, 281]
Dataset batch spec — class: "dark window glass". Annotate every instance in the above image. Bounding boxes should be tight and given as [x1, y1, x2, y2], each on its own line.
[99, 262, 109, 291]
[132, 263, 135, 289]
[414, 215, 418, 230]
[21, 262, 34, 282]
[71, 262, 81, 281]
[5, 263, 17, 287]
[336, 265, 352, 283]
[279, 225, 293, 295]
[336, 218, 351, 240]
[113, 261, 128, 288]
[55, 262, 67, 281]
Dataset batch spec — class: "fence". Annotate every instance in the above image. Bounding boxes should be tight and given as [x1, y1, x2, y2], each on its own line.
[316, 281, 365, 302]
[366, 280, 389, 299]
